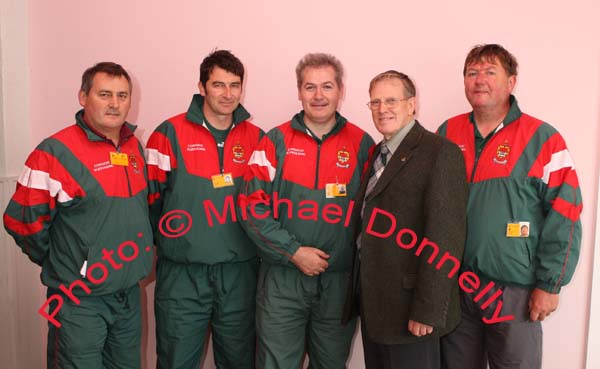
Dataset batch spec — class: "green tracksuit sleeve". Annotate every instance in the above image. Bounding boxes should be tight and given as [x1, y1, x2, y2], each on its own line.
[239, 130, 301, 265]
[534, 132, 582, 293]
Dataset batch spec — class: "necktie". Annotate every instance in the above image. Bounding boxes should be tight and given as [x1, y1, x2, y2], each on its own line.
[363, 143, 389, 202]
[357, 143, 390, 253]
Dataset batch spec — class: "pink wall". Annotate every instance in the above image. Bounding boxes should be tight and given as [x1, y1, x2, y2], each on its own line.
[28, 1, 600, 368]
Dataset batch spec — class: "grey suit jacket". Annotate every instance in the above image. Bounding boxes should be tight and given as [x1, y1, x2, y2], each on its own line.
[342, 121, 468, 345]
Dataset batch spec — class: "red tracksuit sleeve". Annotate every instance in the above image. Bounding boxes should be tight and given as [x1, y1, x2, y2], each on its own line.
[238, 133, 301, 265]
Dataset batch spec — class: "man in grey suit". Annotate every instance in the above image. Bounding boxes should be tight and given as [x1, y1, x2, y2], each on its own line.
[343, 70, 468, 369]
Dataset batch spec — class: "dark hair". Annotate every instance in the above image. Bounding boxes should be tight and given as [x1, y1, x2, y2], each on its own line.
[80, 62, 131, 94]
[199, 49, 244, 87]
[296, 53, 344, 89]
[463, 44, 518, 76]
[369, 70, 416, 98]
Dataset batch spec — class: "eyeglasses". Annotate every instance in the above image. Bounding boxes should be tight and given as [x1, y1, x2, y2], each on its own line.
[366, 97, 411, 110]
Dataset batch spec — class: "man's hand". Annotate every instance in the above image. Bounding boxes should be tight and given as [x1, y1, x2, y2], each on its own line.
[291, 246, 329, 276]
[528, 288, 559, 321]
[408, 320, 433, 337]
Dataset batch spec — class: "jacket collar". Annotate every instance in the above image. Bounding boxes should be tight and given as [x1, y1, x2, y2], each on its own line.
[366, 121, 425, 201]
[290, 111, 347, 141]
[468, 94, 522, 129]
[75, 109, 136, 145]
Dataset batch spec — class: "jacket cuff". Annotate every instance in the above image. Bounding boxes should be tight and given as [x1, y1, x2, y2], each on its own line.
[535, 281, 562, 294]
[282, 240, 301, 266]
[408, 300, 448, 329]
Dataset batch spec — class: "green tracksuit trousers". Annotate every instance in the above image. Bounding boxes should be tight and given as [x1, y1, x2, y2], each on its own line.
[256, 263, 357, 369]
[155, 258, 257, 369]
[46, 284, 141, 369]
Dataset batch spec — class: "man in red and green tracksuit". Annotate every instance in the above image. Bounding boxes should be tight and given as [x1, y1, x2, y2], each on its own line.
[145, 50, 263, 369]
[3, 62, 153, 369]
[239, 53, 374, 369]
[438, 44, 582, 369]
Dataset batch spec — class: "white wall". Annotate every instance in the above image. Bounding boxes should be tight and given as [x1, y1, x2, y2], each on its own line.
[0, 1, 43, 368]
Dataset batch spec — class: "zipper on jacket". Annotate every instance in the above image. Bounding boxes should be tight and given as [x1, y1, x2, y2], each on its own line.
[217, 138, 225, 175]
[471, 122, 504, 182]
[117, 146, 133, 197]
[208, 121, 234, 175]
[471, 133, 494, 183]
[470, 156, 479, 183]
[314, 142, 321, 189]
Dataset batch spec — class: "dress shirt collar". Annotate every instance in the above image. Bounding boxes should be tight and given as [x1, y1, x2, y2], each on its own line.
[383, 119, 416, 155]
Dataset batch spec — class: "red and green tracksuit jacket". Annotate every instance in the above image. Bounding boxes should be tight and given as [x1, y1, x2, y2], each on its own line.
[145, 94, 264, 264]
[239, 112, 374, 272]
[3, 110, 154, 296]
[437, 96, 582, 293]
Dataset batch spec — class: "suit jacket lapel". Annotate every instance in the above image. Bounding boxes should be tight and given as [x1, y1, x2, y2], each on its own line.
[367, 122, 425, 200]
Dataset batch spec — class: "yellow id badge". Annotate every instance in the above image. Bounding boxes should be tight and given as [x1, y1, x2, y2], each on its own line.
[506, 221, 530, 238]
[211, 173, 234, 188]
[110, 152, 129, 166]
[325, 183, 347, 198]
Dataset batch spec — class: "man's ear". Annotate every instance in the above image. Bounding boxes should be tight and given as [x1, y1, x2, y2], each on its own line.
[408, 96, 417, 116]
[508, 75, 517, 93]
[198, 81, 206, 96]
[78, 90, 87, 108]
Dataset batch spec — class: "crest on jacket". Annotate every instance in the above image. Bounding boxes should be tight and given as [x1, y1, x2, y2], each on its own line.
[232, 143, 245, 163]
[129, 153, 141, 174]
[493, 142, 510, 165]
[336, 148, 350, 168]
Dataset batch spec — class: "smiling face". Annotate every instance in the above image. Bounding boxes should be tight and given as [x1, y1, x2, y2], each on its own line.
[298, 66, 343, 127]
[78, 72, 131, 139]
[464, 57, 516, 112]
[198, 66, 242, 125]
[369, 78, 415, 140]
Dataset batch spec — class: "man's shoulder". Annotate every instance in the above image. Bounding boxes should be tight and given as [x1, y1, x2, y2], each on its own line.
[38, 124, 84, 150]
[265, 120, 293, 139]
[149, 112, 196, 140]
[341, 120, 368, 134]
[48, 123, 81, 139]
[161, 112, 189, 128]
[235, 119, 264, 135]
[518, 112, 559, 135]
[421, 125, 444, 142]
[274, 119, 294, 131]
[444, 111, 471, 125]
[418, 124, 464, 159]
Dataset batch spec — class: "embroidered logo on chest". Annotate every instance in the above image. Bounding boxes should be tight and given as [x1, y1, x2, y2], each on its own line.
[129, 153, 141, 174]
[232, 143, 245, 163]
[336, 148, 350, 168]
[493, 141, 511, 165]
